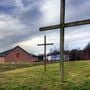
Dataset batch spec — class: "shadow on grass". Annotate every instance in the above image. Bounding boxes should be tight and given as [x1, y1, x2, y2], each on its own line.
[0, 62, 43, 72]
[0, 85, 47, 90]
[0, 80, 90, 90]
[61, 80, 90, 90]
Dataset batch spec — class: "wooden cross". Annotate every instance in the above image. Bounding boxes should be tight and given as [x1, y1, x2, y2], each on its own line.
[39, 0, 90, 82]
[37, 35, 53, 71]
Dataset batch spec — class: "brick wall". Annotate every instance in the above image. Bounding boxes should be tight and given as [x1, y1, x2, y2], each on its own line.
[0, 57, 4, 63]
[4, 47, 37, 63]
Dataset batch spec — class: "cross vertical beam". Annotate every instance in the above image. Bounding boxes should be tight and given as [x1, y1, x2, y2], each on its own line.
[37, 36, 53, 71]
[44, 36, 46, 71]
[60, 0, 65, 82]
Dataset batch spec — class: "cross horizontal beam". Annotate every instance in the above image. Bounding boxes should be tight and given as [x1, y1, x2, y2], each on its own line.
[40, 19, 90, 31]
[37, 43, 54, 46]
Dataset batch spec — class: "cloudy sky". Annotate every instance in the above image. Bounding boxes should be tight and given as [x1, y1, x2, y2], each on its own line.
[0, 0, 90, 55]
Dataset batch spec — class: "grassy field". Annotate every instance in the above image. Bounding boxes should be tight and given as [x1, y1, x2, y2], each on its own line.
[0, 61, 90, 90]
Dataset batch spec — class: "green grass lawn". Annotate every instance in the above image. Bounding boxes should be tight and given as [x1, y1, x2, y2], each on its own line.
[0, 61, 90, 90]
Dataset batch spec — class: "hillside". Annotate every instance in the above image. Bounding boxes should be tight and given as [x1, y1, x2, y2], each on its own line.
[0, 61, 90, 90]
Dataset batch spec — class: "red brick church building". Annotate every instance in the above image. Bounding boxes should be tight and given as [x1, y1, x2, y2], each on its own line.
[0, 46, 38, 63]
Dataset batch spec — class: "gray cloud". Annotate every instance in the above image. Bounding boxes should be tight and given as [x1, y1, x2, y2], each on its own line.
[65, 0, 90, 22]
[0, 0, 89, 54]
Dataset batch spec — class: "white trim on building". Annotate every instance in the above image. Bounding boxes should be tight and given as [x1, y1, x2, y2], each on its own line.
[47, 54, 69, 61]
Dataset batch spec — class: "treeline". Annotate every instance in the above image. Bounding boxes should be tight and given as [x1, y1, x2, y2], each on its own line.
[69, 42, 90, 60]
[48, 42, 90, 61]
[38, 42, 90, 61]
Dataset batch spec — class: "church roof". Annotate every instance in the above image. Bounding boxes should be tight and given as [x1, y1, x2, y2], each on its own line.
[0, 46, 36, 57]
[0, 48, 14, 57]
